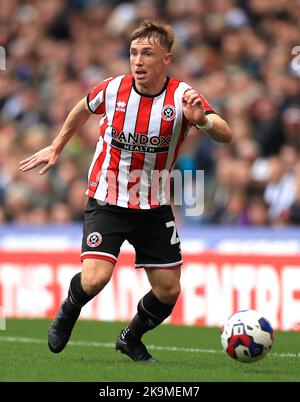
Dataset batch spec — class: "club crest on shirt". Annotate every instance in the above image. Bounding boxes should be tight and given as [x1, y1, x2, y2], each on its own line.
[161, 105, 176, 121]
[87, 232, 102, 248]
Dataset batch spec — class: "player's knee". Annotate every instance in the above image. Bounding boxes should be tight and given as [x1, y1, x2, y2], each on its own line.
[82, 275, 108, 295]
[81, 259, 114, 295]
[155, 284, 181, 305]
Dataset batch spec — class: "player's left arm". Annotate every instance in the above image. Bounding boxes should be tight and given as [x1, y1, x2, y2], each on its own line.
[182, 89, 232, 143]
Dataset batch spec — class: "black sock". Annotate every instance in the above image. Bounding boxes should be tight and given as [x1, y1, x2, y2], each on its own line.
[63, 273, 94, 316]
[128, 290, 175, 339]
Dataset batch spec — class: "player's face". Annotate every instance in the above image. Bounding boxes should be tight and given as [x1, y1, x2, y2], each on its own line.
[130, 37, 171, 95]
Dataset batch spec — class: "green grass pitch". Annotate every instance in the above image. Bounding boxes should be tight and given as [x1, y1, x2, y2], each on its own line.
[1, 318, 300, 382]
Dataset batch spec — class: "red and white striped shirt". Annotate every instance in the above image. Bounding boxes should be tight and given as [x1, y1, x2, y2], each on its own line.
[86, 74, 215, 209]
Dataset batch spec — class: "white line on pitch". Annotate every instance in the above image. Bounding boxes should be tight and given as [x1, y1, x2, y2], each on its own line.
[0, 336, 299, 358]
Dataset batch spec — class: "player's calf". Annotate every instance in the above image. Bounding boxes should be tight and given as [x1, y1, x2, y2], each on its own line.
[128, 290, 176, 339]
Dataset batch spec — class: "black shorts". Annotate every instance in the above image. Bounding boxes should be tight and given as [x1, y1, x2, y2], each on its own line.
[81, 198, 182, 269]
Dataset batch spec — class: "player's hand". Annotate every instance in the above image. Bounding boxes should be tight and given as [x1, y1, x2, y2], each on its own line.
[19, 145, 60, 175]
[182, 89, 206, 124]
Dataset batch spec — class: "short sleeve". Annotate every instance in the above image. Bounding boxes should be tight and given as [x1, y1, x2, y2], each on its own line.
[86, 77, 113, 115]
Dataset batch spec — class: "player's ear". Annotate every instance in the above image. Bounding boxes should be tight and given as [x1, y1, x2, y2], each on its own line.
[163, 52, 172, 66]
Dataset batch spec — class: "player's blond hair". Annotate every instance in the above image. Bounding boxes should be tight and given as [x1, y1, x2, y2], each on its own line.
[131, 20, 174, 52]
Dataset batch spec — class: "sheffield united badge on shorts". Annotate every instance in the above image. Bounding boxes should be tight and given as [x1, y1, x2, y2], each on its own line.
[87, 232, 102, 247]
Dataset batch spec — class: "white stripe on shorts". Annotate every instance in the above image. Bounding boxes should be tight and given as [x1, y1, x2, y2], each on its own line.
[135, 260, 183, 268]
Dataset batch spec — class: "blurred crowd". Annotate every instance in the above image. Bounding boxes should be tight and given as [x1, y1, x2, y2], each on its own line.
[1, 0, 300, 226]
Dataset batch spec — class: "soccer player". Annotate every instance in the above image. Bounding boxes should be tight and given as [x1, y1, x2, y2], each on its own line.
[19, 20, 232, 362]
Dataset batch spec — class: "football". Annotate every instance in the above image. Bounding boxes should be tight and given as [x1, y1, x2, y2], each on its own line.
[221, 309, 274, 363]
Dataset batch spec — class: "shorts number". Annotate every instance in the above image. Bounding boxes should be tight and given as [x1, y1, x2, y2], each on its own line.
[166, 221, 180, 245]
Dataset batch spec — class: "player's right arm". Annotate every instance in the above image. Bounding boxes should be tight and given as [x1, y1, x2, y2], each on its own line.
[19, 98, 92, 175]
